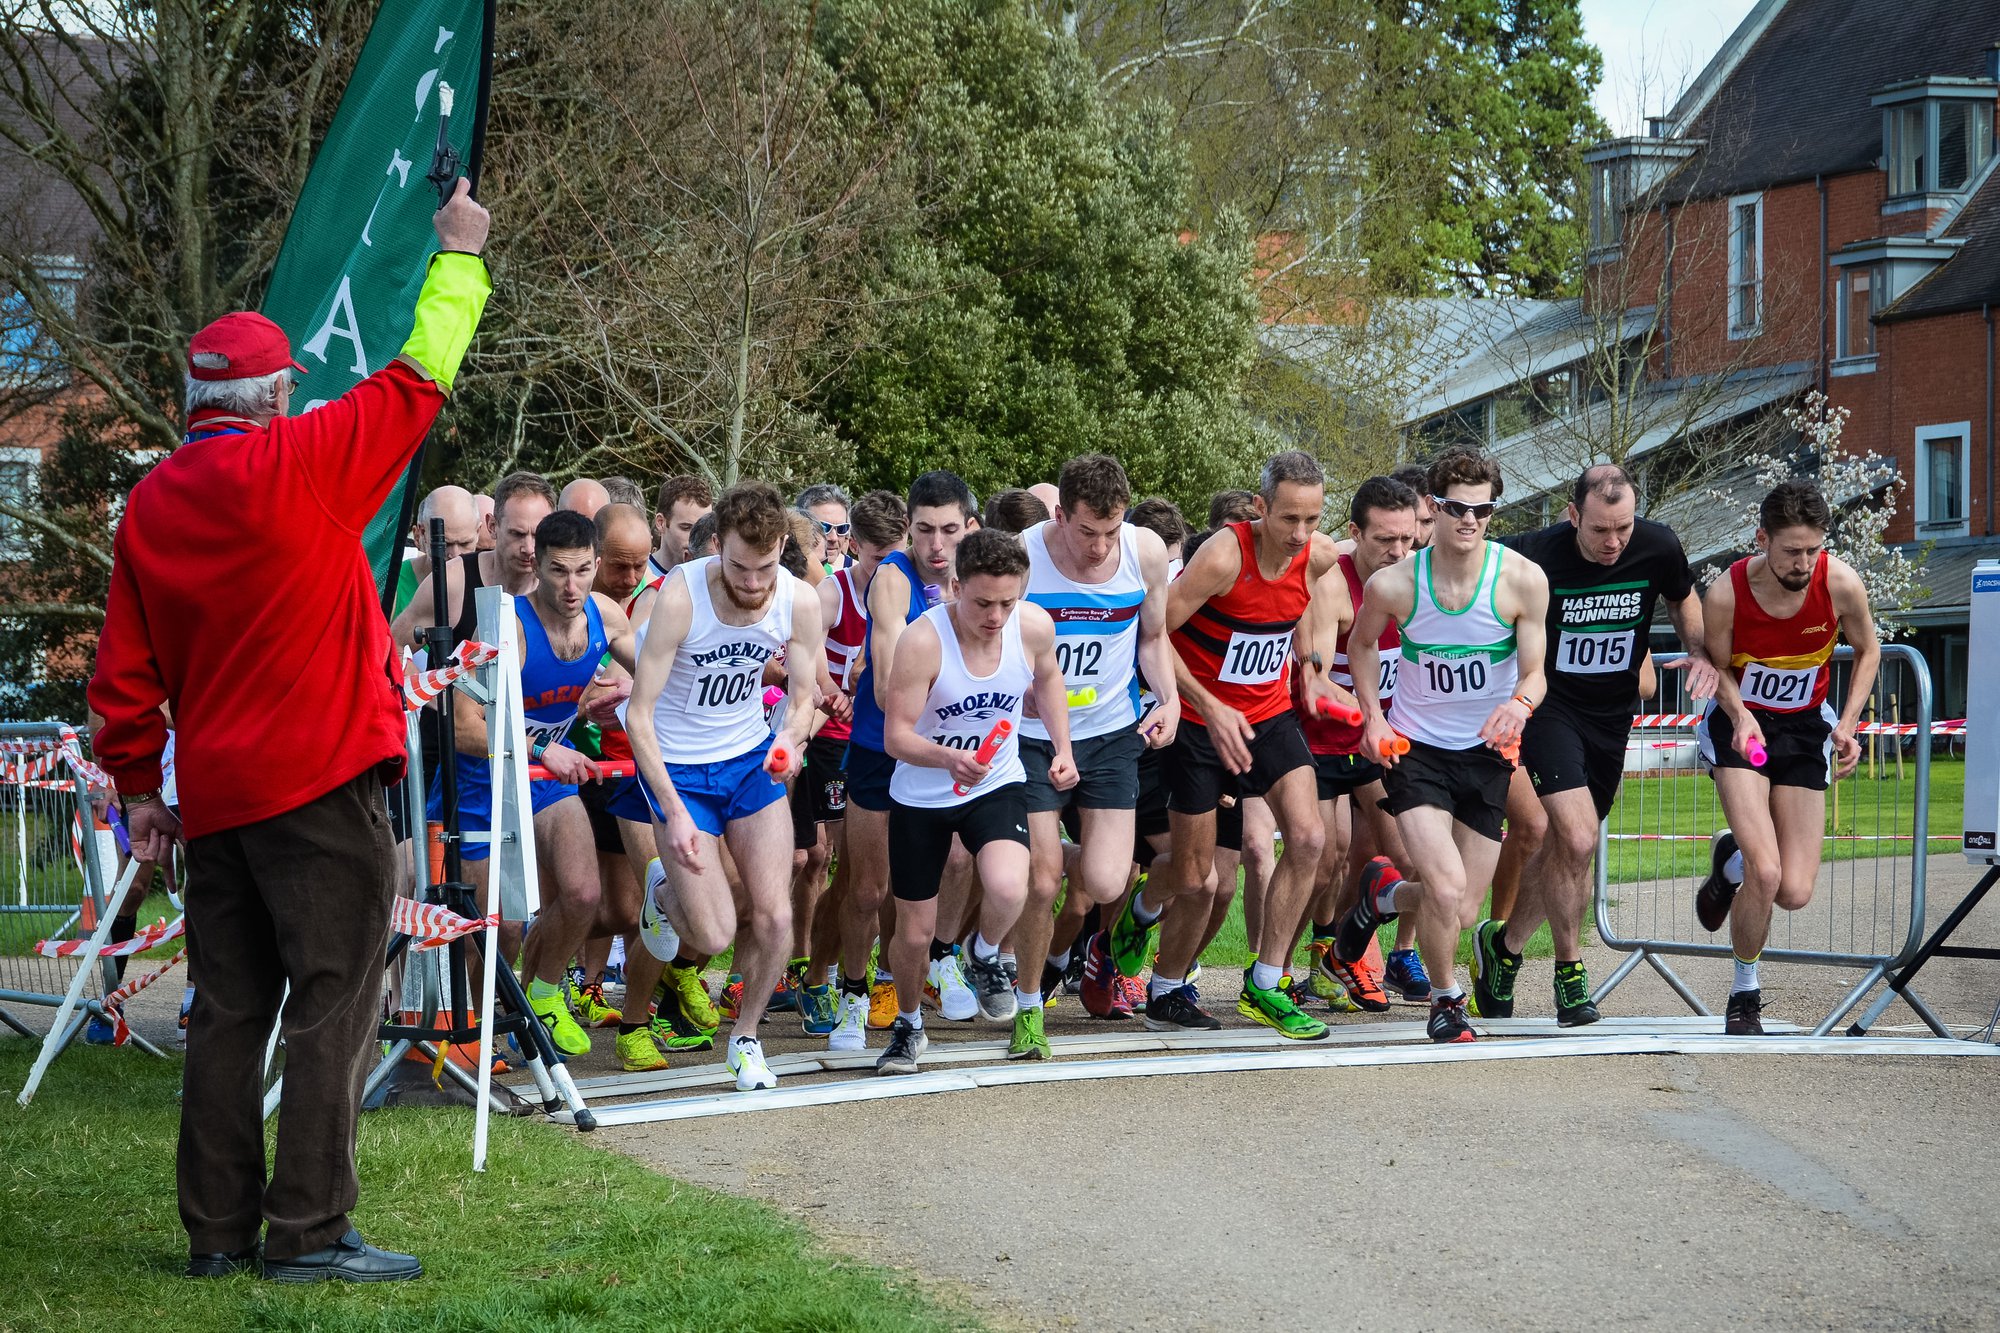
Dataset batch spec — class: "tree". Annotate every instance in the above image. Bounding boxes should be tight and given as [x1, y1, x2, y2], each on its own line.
[817, 0, 1263, 511]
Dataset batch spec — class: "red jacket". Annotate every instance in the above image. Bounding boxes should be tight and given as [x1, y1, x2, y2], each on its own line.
[89, 361, 444, 837]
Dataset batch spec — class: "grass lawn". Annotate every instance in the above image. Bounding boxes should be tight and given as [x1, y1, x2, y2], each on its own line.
[0, 1045, 979, 1333]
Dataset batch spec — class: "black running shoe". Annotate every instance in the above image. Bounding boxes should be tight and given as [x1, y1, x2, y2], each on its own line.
[1041, 958, 1066, 1003]
[1143, 984, 1222, 1032]
[1335, 856, 1402, 964]
[1724, 988, 1764, 1036]
[1469, 919, 1519, 1019]
[875, 1016, 929, 1075]
[1696, 830, 1741, 932]
[1427, 992, 1476, 1043]
[1062, 945, 1087, 995]
[1553, 962, 1599, 1027]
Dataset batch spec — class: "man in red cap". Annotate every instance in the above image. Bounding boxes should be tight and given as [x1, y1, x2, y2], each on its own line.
[89, 180, 492, 1283]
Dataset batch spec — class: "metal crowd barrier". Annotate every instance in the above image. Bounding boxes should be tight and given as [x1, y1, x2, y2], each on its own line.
[0, 722, 130, 1046]
[1591, 644, 1934, 1035]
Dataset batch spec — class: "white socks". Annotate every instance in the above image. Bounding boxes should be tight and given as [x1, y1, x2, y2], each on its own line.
[1732, 955, 1759, 994]
[1250, 961, 1284, 991]
[1724, 849, 1745, 885]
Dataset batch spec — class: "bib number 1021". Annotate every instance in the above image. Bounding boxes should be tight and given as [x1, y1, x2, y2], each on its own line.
[1422, 657, 1487, 695]
[1741, 663, 1815, 707]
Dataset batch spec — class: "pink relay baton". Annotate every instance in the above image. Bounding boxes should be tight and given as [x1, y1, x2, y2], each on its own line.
[953, 720, 1013, 796]
[1313, 697, 1363, 726]
[1746, 738, 1768, 767]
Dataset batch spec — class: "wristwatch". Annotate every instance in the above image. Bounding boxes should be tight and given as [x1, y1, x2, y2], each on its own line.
[120, 790, 163, 811]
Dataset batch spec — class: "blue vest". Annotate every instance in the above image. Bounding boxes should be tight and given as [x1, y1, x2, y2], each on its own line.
[848, 550, 930, 752]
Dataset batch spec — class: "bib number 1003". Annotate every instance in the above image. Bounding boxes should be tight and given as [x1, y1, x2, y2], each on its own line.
[1218, 630, 1292, 685]
[1422, 657, 1487, 695]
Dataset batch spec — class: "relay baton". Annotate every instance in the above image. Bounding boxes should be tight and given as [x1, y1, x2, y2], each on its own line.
[953, 719, 1013, 796]
[765, 744, 792, 775]
[1313, 697, 1363, 726]
[1067, 686, 1098, 707]
[1377, 733, 1412, 758]
[1745, 738, 1768, 767]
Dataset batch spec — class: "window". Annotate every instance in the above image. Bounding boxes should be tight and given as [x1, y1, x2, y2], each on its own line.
[1589, 160, 1626, 252]
[0, 450, 38, 560]
[1492, 368, 1574, 440]
[1835, 264, 1878, 361]
[1914, 422, 1970, 536]
[1414, 400, 1487, 451]
[0, 264, 79, 387]
[1881, 93, 1994, 198]
[1728, 193, 1762, 339]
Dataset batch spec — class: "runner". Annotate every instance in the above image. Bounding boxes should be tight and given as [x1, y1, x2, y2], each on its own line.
[650, 474, 715, 580]
[875, 528, 1076, 1074]
[428, 507, 643, 1058]
[1104, 451, 1345, 1038]
[1471, 464, 1716, 1026]
[797, 483, 853, 570]
[1010, 454, 1178, 1058]
[392, 471, 556, 650]
[835, 474, 974, 1048]
[626, 482, 825, 1090]
[558, 477, 610, 518]
[1299, 474, 1423, 1015]
[1690, 481, 1878, 1035]
[1338, 447, 1549, 1043]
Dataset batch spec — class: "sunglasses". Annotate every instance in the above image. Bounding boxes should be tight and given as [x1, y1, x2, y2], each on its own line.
[1431, 495, 1497, 521]
[813, 518, 851, 536]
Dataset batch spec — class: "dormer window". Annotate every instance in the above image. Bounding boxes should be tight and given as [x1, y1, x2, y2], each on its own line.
[1874, 78, 1996, 200]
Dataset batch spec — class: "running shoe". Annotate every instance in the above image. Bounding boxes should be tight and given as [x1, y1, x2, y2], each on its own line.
[867, 977, 898, 1029]
[1040, 958, 1066, 1009]
[1108, 887, 1156, 979]
[1144, 984, 1221, 1032]
[1238, 969, 1329, 1040]
[528, 988, 592, 1057]
[799, 981, 839, 1036]
[1427, 992, 1476, 1043]
[1007, 1006, 1052, 1061]
[928, 953, 979, 1021]
[1307, 940, 1366, 1013]
[1383, 948, 1431, 1002]
[1318, 950, 1389, 1012]
[875, 1016, 928, 1076]
[1724, 988, 1764, 1036]
[829, 991, 869, 1051]
[1554, 961, 1599, 1027]
[1334, 856, 1402, 964]
[1469, 919, 1519, 1020]
[720, 976, 744, 1022]
[615, 1026, 669, 1072]
[728, 1035, 778, 1090]
[637, 858, 680, 961]
[1282, 973, 1315, 1013]
[1079, 932, 1123, 1019]
[769, 970, 798, 1014]
[564, 977, 623, 1028]
[1115, 972, 1147, 1017]
[661, 962, 720, 1033]
[1062, 945, 1087, 995]
[1697, 830, 1741, 933]
[647, 1009, 715, 1053]
[962, 950, 1018, 1022]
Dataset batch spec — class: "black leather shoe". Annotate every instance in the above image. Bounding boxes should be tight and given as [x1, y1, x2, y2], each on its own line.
[186, 1246, 259, 1278]
[262, 1229, 422, 1283]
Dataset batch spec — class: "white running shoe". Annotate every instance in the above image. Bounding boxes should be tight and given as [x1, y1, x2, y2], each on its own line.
[637, 858, 681, 962]
[728, 1035, 777, 1091]
[931, 954, 978, 1022]
[827, 992, 868, 1051]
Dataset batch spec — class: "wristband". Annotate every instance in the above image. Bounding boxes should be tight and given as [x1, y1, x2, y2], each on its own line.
[1513, 694, 1535, 714]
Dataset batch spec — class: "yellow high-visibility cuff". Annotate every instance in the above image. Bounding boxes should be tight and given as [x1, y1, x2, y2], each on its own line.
[399, 252, 491, 393]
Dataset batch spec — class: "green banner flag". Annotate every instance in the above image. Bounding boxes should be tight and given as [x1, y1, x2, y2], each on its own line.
[261, 0, 493, 608]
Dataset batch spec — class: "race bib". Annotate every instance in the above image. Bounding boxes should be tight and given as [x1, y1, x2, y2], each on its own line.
[1556, 629, 1633, 675]
[525, 716, 574, 749]
[1378, 655, 1399, 703]
[1055, 637, 1108, 685]
[1740, 662, 1818, 709]
[1218, 629, 1293, 685]
[1417, 650, 1491, 696]
[686, 664, 762, 713]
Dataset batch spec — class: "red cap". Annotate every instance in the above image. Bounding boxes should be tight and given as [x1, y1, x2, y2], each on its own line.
[187, 312, 306, 381]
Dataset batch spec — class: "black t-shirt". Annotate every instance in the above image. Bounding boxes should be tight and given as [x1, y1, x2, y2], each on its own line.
[1502, 517, 1694, 714]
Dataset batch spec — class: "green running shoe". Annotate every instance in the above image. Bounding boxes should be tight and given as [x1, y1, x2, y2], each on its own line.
[1108, 882, 1157, 979]
[529, 988, 592, 1057]
[1307, 940, 1364, 1014]
[1553, 961, 1600, 1027]
[1237, 968, 1328, 1040]
[1469, 918, 1520, 1019]
[1007, 1005, 1051, 1061]
[648, 1012, 715, 1053]
[615, 1026, 668, 1072]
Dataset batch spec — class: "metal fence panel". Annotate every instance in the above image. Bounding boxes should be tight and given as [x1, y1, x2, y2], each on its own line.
[1592, 643, 1933, 1034]
[0, 722, 119, 1031]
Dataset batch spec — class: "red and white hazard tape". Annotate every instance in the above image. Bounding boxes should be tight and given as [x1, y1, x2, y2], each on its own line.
[0, 726, 106, 786]
[403, 641, 499, 711]
[34, 913, 184, 959]
[389, 895, 497, 950]
[1629, 714, 1966, 737]
[101, 947, 187, 1046]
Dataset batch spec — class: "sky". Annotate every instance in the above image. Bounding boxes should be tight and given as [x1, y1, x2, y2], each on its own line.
[1579, 0, 1762, 135]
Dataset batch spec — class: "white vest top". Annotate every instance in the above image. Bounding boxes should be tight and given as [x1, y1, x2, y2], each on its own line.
[890, 603, 1032, 809]
[650, 557, 796, 765]
[1393, 543, 1519, 752]
[1021, 519, 1146, 742]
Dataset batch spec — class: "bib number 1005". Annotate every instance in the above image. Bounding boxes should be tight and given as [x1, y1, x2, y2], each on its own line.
[1422, 657, 1487, 695]
[695, 669, 760, 710]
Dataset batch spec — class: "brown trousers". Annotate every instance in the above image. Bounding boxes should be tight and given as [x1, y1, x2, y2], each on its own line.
[178, 768, 397, 1260]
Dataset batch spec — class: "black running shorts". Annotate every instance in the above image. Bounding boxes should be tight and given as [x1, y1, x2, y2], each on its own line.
[1379, 738, 1514, 842]
[1313, 750, 1386, 802]
[1166, 712, 1312, 816]
[889, 785, 1031, 903]
[1021, 728, 1143, 813]
[1519, 698, 1630, 820]
[1699, 703, 1834, 792]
